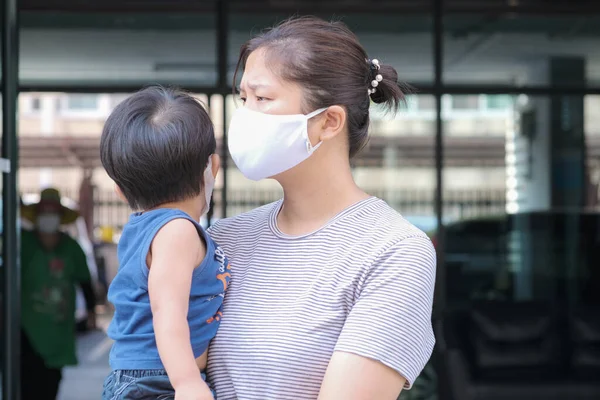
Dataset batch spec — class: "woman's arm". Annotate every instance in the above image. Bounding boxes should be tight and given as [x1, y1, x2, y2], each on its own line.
[318, 352, 406, 400]
[148, 218, 213, 398]
[318, 235, 437, 400]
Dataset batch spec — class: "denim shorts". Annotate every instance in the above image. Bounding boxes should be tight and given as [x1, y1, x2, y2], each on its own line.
[102, 369, 214, 400]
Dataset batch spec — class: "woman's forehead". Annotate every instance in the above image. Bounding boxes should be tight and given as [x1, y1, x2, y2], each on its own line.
[241, 63, 274, 89]
[241, 49, 288, 87]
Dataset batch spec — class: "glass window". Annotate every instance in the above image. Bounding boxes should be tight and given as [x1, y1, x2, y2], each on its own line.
[18, 91, 215, 233]
[443, 15, 600, 86]
[19, 10, 217, 88]
[486, 95, 513, 110]
[451, 95, 480, 110]
[417, 95, 436, 111]
[364, 95, 436, 222]
[438, 95, 598, 400]
[66, 94, 98, 110]
[109, 94, 131, 109]
[31, 97, 41, 111]
[441, 93, 597, 306]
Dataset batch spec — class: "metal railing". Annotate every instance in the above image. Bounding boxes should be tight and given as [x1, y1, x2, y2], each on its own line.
[90, 188, 506, 233]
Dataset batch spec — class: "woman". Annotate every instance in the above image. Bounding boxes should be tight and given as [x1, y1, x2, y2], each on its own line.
[207, 16, 436, 400]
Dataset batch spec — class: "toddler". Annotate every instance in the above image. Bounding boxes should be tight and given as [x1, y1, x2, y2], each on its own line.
[100, 86, 230, 400]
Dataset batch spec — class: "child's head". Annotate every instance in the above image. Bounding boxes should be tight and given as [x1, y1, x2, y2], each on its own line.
[100, 85, 216, 211]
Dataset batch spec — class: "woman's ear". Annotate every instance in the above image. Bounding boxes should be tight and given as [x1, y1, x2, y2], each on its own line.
[318, 105, 346, 142]
[210, 154, 221, 179]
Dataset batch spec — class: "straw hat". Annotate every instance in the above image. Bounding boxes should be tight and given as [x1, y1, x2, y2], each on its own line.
[21, 188, 80, 225]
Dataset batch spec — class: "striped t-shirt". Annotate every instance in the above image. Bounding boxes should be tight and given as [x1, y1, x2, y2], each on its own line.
[207, 197, 436, 400]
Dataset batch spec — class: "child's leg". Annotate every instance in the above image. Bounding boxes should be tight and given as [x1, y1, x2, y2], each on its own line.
[131, 371, 174, 399]
[102, 370, 174, 400]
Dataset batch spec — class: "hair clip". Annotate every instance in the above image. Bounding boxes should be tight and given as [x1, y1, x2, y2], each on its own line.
[367, 59, 383, 95]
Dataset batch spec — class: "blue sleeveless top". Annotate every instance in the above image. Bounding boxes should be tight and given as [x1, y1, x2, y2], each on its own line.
[107, 208, 230, 370]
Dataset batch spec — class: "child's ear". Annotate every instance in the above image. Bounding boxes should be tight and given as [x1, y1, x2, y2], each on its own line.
[210, 154, 221, 179]
[114, 184, 127, 203]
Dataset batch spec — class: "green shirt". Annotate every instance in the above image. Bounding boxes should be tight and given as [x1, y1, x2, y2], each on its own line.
[21, 229, 91, 368]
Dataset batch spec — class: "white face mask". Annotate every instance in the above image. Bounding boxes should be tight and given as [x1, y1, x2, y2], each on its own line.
[227, 107, 327, 181]
[201, 157, 215, 216]
[37, 213, 61, 234]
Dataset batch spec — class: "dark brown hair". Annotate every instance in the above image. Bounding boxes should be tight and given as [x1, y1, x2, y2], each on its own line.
[234, 16, 405, 158]
[100, 86, 216, 210]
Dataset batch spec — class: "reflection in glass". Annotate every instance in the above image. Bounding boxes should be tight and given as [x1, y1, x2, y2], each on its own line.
[444, 15, 600, 86]
[438, 93, 600, 399]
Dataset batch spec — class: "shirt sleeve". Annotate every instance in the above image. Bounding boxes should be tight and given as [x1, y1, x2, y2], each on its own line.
[69, 237, 92, 284]
[334, 235, 437, 389]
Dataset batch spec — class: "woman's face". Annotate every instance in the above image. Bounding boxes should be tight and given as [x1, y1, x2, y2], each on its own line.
[238, 48, 304, 116]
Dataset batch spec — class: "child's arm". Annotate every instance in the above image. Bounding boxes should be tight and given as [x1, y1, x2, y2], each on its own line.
[148, 218, 213, 399]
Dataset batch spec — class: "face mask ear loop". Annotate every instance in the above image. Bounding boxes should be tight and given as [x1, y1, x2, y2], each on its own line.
[203, 156, 214, 193]
[306, 107, 328, 119]
[304, 108, 328, 154]
[306, 140, 323, 154]
[205, 156, 212, 175]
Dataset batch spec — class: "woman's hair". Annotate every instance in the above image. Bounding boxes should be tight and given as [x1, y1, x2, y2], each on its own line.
[234, 16, 405, 158]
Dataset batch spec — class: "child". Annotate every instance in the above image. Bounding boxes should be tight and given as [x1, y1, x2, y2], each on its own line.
[100, 86, 230, 399]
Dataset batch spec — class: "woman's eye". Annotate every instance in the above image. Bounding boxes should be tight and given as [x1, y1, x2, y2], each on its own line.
[239, 96, 247, 104]
[256, 96, 269, 102]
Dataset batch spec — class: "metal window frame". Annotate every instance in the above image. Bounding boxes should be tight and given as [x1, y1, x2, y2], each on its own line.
[2, 0, 20, 398]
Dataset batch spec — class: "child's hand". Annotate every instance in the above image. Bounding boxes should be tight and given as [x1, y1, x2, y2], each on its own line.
[174, 380, 214, 400]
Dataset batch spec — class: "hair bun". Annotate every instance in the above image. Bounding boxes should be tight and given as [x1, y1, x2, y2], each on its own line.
[369, 63, 403, 111]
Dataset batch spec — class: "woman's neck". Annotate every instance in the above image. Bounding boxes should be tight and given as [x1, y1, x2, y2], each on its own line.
[277, 161, 369, 236]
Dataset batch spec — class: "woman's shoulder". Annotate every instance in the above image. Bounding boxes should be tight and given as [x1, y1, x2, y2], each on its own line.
[350, 197, 432, 243]
[348, 199, 436, 281]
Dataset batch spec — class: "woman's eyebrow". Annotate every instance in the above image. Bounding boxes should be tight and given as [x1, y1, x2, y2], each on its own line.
[240, 81, 271, 91]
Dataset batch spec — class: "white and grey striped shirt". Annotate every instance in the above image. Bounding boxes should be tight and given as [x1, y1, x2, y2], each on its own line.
[207, 197, 436, 400]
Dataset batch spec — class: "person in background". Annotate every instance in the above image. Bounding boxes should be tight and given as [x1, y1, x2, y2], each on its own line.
[20, 187, 97, 400]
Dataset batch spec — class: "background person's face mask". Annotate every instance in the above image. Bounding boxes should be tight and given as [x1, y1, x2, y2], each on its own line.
[36, 213, 61, 234]
[227, 107, 327, 181]
[201, 157, 215, 216]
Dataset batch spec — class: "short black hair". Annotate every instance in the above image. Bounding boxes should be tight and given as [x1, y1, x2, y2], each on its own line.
[100, 85, 216, 210]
